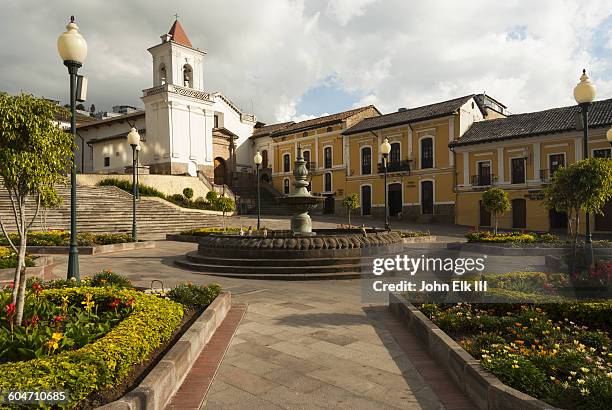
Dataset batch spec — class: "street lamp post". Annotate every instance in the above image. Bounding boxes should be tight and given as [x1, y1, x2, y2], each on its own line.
[254, 151, 263, 230]
[573, 69, 596, 254]
[135, 144, 141, 200]
[380, 138, 391, 230]
[127, 128, 140, 242]
[57, 16, 87, 281]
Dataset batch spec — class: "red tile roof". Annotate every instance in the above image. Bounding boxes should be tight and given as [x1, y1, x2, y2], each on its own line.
[168, 20, 193, 48]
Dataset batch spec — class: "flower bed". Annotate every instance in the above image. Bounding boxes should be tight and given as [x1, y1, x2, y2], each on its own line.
[465, 231, 612, 249]
[180, 227, 244, 236]
[0, 231, 133, 247]
[0, 246, 34, 269]
[418, 301, 612, 409]
[396, 230, 429, 238]
[0, 271, 222, 408]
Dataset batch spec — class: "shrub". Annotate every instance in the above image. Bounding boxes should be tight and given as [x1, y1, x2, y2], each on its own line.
[180, 227, 242, 236]
[182, 187, 194, 199]
[0, 287, 183, 408]
[193, 197, 210, 209]
[167, 283, 222, 309]
[89, 270, 132, 288]
[397, 230, 429, 238]
[465, 231, 559, 244]
[0, 246, 35, 269]
[205, 190, 219, 203]
[482, 187, 511, 234]
[98, 178, 166, 199]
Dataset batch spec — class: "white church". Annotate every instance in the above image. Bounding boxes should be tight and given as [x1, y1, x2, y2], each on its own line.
[76, 20, 257, 186]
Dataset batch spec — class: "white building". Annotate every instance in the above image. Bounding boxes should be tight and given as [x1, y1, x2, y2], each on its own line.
[77, 20, 257, 186]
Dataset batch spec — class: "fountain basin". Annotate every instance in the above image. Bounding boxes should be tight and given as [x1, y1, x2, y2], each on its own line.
[175, 229, 402, 280]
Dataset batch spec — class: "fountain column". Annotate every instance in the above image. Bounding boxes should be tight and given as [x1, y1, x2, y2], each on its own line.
[287, 144, 321, 235]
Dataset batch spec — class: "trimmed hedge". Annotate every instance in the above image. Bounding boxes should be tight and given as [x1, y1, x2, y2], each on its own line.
[180, 227, 243, 236]
[0, 287, 184, 408]
[0, 231, 133, 247]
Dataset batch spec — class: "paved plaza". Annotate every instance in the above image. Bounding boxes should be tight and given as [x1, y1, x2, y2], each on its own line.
[46, 216, 551, 409]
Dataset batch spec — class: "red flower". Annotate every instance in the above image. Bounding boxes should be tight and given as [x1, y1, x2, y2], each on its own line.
[53, 315, 63, 323]
[7, 282, 13, 290]
[5, 303, 15, 318]
[31, 282, 43, 294]
[24, 315, 39, 327]
[124, 297, 135, 307]
[108, 298, 121, 309]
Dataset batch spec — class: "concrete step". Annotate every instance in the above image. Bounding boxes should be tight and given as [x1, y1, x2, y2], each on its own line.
[186, 252, 361, 267]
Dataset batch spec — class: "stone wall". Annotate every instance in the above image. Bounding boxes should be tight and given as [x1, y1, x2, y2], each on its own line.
[77, 173, 211, 199]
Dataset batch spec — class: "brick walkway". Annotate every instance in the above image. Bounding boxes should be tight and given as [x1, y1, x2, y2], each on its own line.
[166, 304, 247, 410]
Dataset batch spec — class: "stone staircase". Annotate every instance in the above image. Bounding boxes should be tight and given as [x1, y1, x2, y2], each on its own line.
[233, 184, 294, 216]
[0, 184, 223, 240]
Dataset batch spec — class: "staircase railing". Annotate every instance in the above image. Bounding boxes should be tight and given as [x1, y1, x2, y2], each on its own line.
[196, 172, 237, 201]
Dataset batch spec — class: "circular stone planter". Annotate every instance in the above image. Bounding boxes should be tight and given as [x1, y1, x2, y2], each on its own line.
[175, 229, 402, 280]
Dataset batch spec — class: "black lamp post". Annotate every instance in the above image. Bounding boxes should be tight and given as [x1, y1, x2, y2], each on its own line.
[381, 138, 391, 230]
[57, 16, 87, 281]
[254, 151, 263, 230]
[127, 128, 140, 242]
[573, 69, 597, 255]
[135, 144, 141, 200]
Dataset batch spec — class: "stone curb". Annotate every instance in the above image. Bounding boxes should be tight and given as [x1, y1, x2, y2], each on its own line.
[388, 293, 559, 410]
[97, 291, 232, 410]
[25, 241, 156, 255]
[447, 242, 612, 256]
[0, 255, 55, 281]
[166, 234, 201, 243]
[401, 235, 437, 243]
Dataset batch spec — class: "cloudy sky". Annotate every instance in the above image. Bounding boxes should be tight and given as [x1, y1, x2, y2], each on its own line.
[1, 0, 611, 123]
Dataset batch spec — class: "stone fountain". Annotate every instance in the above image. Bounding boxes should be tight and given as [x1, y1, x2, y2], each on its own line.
[281, 144, 325, 235]
[175, 145, 402, 279]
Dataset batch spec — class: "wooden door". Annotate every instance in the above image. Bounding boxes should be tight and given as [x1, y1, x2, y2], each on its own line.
[512, 198, 526, 229]
[421, 181, 434, 214]
[361, 186, 371, 216]
[479, 200, 491, 227]
[388, 183, 402, 216]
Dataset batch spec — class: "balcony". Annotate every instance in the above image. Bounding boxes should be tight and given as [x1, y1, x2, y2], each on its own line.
[377, 160, 411, 174]
[471, 174, 496, 187]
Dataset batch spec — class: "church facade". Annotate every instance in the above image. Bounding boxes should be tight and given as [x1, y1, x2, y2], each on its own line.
[76, 20, 257, 186]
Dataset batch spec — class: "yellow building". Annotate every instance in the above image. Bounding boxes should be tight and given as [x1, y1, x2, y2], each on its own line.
[451, 98, 612, 233]
[251, 106, 381, 214]
[342, 94, 505, 222]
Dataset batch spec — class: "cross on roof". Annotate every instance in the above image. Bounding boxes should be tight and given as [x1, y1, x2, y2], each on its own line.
[174, 13, 179, 20]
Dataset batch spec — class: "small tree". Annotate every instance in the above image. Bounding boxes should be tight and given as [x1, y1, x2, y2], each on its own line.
[482, 187, 510, 234]
[544, 158, 612, 248]
[182, 187, 194, 200]
[341, 193, 359, 227]
[205, 190, 219, 204]
[0, 94, 73, 325]
[215, 196, 236, 230]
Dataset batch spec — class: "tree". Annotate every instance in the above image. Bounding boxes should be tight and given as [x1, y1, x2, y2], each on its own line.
[341, 193, 359, 227]
[544, 158, 612, 247]
[182, 187, 194, 200]
[215, 196, 236, 230]
[482, 187, 510, 234]
[0, 94, 74, 325]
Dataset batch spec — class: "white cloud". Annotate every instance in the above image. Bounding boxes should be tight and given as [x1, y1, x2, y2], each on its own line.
[325, 0, 379, 26]
[0, 0, 610, 124]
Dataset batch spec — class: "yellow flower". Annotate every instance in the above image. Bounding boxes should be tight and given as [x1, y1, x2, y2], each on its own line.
[81, 293, 95, 312]
[580, 367, 590, 373]
[580, 388, 590, 396]
[52, 332, 63, 341]
[46, 333, 62, 351]
[577, 379, 585, 385]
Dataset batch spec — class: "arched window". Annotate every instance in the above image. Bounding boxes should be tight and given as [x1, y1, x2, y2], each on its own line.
[159, 64, 167, 85]
[183, 64, 193, 88]
[283, 153, 290, 173]
[361, 147, 372, 175]
[324, 147, 332, 169]
[420, 137, 433, 169]
[283, 178, 290, 194]
[324, 172, 332, 192]
[261, 150, 268, 169]
[390, 142, 401, 164]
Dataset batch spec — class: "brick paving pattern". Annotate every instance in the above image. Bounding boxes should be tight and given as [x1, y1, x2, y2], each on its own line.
[166, 304, 247, 410]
